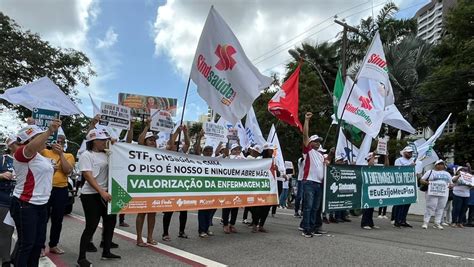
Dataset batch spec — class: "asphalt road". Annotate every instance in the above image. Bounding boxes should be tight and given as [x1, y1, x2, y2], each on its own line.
[33, 204, 474, 267]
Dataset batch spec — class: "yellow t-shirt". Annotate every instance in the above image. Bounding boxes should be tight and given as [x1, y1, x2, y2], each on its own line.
[41, 149, 76, 188]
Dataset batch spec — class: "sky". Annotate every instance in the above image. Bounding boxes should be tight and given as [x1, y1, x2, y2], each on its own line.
[0, 0, 428, 123]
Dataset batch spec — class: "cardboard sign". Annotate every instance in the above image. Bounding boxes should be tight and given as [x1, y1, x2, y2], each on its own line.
[427, 180, 449, 197]
[204, 122, 226, 142]
[376, 137, 388, 155]
[32, 108, 60, 143]
[99, 102, 131, 130]
[460, 172, 473, 186]
[150, 109, 174, 133]
[118, 93, 177, 117]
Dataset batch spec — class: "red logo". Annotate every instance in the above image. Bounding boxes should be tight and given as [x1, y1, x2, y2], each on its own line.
[215, 44, 236, 71]
[359, 95, 373, 110]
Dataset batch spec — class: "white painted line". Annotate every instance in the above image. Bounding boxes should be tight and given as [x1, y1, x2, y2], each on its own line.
[426, 252, 474, 261]
[68, 214, 227, 267]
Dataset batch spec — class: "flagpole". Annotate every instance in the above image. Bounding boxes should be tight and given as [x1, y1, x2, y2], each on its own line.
[270, 120, 281, 143]
[321, 123, 333, 148]
[336, 79, 358, 163]
[176, 76, 191, 152]
[304, 58, 333, 98]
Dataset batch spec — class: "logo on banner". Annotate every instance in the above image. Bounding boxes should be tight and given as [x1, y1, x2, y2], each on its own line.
[359, 95, 373, 110]
[367, 54, 388, 72]
[233, 196, 242, 205]
[215, 44, 237, 71]
[330, 167, 341, 181]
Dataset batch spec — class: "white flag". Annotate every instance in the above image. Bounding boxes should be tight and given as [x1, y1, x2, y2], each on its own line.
[337, 77, 384, 138]
[0, 77, 82, 115]
[416, 113, 452, 162]
[244, 107, 266, 147]
[410, 138, 439, 173]
[89, 93, 101, 116]
[336, 129, 359, 163]
[383, 104, 416, 134]
[190, 7, 272, 125]
[355, 134, 374, 165]
[235, 122, 249, 150]
[267, 124, 285, 171]
[356, 31, 394, 107]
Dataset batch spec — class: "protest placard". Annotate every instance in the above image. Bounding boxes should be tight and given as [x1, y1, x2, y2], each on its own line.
[32, 108, 60, 143]
[108, 142, 278, 214]
[99, 102, 131, 130]
[150, 109, 174, 133]
[427, 180, 449, 197]
[204, 122, 227, 143]
[118, 93, 177, 117]
[460, 172, 473, 186]
[376, 137, 388, 155]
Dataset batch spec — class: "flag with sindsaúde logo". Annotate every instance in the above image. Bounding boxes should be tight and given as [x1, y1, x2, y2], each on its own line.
[190, 6, 272, 125]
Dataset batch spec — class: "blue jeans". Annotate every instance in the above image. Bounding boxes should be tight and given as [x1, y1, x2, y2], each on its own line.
[279, 189, 289, 207]
[300, 181, 322, 233]
[294, 180, 303, 214]
[47, 187, 68, 248]
[198, 209, 215, 233]
[452, 195, 469, 224]
[10, 197, 48, 267]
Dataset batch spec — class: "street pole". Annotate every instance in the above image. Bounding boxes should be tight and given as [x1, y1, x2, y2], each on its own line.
[334, 19, 368, 79]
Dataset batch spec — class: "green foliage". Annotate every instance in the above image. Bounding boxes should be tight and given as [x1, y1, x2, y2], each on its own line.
[0, 12, 95, 153]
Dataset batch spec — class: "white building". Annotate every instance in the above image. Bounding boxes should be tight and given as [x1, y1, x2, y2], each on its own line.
[415, 0, 457, 44]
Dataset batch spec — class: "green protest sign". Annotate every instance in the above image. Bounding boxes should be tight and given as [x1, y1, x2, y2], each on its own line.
[324, 165, 362, 211]
[324, 165, 417, 211]
[32, 108, 60, 143]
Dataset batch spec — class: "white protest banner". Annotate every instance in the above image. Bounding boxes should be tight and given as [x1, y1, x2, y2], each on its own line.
[204, 122, 226, 142]
[108, 142, 278, 214]
[376, 137, 388, 155]
[99, 102, 131, 130]
[460, 172, 473, 186]
[150, 109, 174, 133]
[428, 181, 449, 197]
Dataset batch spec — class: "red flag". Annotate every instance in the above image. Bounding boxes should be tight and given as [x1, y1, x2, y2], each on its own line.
[268, 64, 303, 131]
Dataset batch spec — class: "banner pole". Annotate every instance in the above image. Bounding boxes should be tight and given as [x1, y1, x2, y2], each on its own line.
[176, 76, 192, 152]
[270, 120, 281, 143]
[321, 123, 333, 148]
[336, 79, 358, 163]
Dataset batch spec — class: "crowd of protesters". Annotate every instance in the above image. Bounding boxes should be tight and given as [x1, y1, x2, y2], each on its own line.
[0, 113, 473, 267]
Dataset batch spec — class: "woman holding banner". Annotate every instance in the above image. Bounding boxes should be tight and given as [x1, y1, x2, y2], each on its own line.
[135, 120, 158, 246]
[419, 160, 451, 230]
[162, 125, 190, 241]
[77, 128, 120, 267]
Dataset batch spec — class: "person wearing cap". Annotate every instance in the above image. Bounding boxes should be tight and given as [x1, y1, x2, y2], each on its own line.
[360, 152, 385, 230]
[77, 128, 120, 267]
[451, 166, 472, 228]
[221, 143, 244, 234]
[9, 120, 61, 267]
[39, 133, 75, 255]
[392, 146, 415, 228]
[193, 130, 217, 238]
[419, 159, 452, 230]
[300, 112, 332, 238]
[0, 136, 18, 266]
[250, 143, 274, 233]
[134, 119, 159, 246]
[162, 125, 190, 241]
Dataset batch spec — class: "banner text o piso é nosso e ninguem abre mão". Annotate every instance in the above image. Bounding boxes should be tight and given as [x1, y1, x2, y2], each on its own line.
[108, 142, 278, 214]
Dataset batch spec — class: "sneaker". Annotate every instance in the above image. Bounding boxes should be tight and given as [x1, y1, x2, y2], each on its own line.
[298, 227, 304, 231]
[100, 241, 119, 249]
[77, 258, 92, 267]
[383, 216, 389, 219]
[457, 223, 464, 228]
[199, 232, 209, 238]
[450, 223, 457, 228]
[302, 232, 313, 238]
[242, 219, 250, 225]
[400, 223, 413, 228]
[313, 229, 327, 235]
[372, 225, 380, 229]
[119, 222, 129, 227]
[49, 246, 65, 254]
[294, 212, 302, 218]
[362, 226, 372, 230]
[311, 231, 323, 237]
[377, 215, 383, 219]
[86, 242, 97, 252]
[441, 222, 449, 226]
[101, 252, 121, 260]
[393, 223, 401, 229]
[206, 231, 214, 236]
[433, 224, 444, 230]
[391, 220, 395, 225]
[421, 223, 428, 229]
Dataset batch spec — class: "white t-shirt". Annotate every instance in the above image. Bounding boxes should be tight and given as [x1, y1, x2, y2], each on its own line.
[453, 175, 471, 197]
[302, 145, 324, 183]
[297, 158, 304, 181]
[13, 146, 54, 205]
[79, 150, 109, 194]
[421, 170, 451, 184]
[283, 176, 290, 189]
[394, 157, 414, 166]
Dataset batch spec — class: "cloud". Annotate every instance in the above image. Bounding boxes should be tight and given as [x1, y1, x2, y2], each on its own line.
[153, 0, 420, 79]
[96, 27, 118, 49]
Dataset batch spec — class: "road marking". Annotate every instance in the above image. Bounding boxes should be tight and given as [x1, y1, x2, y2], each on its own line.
[426, 252, 474, 261]
[67, 214, 227, 267]
[39, 256, 56, 267]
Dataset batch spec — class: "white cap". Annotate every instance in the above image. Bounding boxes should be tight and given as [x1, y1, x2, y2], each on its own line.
[6, 134, 17, 146]
[309, 135, 323, 143]
[17, 125, 45, 144]
[401, 146, 414, 153]
[86, 129, 110, 142]
[318, 147, 327, 153]
[435, 159, 445, 165]
[230, 143, 242, 151]
[262, 142, 275, 151]
[250, 144, 262, 154]
[145, 132, 157, 140]
[365, 152, 380, 161]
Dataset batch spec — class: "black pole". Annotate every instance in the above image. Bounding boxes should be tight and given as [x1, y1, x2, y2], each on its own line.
[270, 120, 281, 143]
[304, 58, 333, 99]
[321, 123, 333, 148]
[176, 76, 191, 152]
